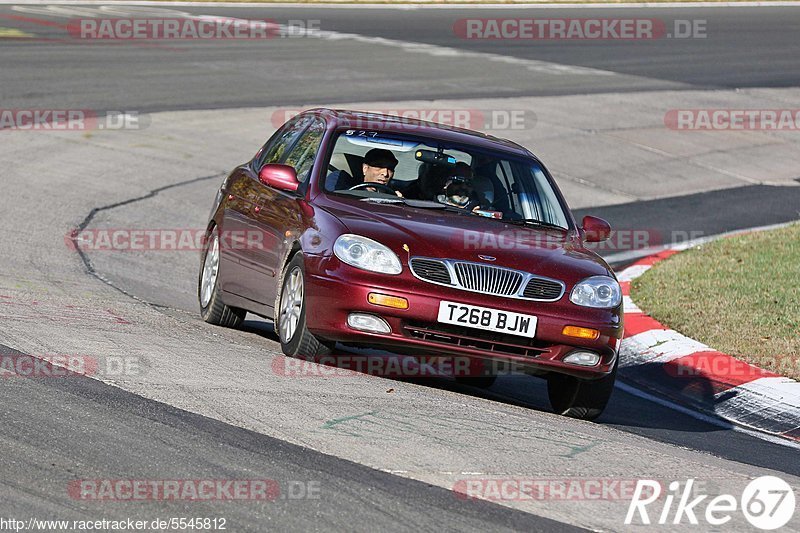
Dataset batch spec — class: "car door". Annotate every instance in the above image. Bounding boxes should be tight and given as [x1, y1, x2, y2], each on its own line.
[249, 116, 326, 307]
[219, 115, 314, 303]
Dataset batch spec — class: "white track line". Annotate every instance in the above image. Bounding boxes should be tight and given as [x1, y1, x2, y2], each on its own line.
[188, 12, 619, 76]
[9, 4, 617, 76]
[308, 29, 617, 76]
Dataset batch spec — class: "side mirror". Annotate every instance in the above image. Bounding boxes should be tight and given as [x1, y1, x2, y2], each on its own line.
[258, 163, 299, 192]
[582, 215, 612, 243]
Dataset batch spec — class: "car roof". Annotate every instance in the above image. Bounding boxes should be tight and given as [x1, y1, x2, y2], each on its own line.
[301, 108, 534, 159]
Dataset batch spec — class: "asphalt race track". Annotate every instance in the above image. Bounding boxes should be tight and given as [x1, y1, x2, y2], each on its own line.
[3, 5, 800, 111]
[1, 3, 799, 532]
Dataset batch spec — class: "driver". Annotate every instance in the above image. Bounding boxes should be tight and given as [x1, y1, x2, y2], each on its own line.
[360, 148, 402, 196]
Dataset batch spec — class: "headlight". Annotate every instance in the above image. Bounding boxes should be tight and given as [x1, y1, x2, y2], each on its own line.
[333, 234, 402, 275]
[570, 276, 621, 308]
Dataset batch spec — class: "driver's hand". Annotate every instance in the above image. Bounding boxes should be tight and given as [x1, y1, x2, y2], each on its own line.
[395, 190, 403, 198]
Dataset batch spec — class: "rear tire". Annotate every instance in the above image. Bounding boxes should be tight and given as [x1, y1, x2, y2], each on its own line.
[547, 359, 617, 421]
[276, 253, 332, 358]
[199, 226, 245, 328]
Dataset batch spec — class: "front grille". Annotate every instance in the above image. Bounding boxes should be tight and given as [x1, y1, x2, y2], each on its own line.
[409, 256, 565, 302]
[404, 321, 548, 358]
[523, 277, 564, 300]
[409, 258, 452, 285]
[453, 262, 523, 296]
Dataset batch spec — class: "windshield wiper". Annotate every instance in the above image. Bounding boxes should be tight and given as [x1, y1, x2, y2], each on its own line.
[396, 198, 478, 216]
[505, 219, 568, 231]
[356, 197, 468, 214]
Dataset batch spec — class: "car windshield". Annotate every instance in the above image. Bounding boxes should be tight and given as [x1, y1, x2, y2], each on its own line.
[322, 129, 570, 229]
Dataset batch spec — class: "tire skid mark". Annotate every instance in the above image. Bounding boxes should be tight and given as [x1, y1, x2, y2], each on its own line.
[67, 172, 225, 310]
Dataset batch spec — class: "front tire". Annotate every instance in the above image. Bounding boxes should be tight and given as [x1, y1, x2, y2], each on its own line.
[276, 253, 332, 358]
[199, 226, 245, 327]
[547, 359, 617, 421]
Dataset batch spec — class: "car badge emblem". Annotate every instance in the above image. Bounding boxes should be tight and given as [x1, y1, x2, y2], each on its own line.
[478, 255, 496, 262]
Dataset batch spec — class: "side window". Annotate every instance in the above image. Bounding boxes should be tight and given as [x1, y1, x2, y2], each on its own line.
[529, 165, 569, 228]
[282, 118, 325, 183]
[257, 115, 313, 169]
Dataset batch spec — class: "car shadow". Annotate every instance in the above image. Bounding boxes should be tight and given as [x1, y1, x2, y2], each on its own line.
[617, 359, 738, 421]
[282, 336, 800, 473]
[237, 314, 785, 440]
[236, 319, 800, 472]
[238, 321, 736, 434]
[239, 317, 280, 343]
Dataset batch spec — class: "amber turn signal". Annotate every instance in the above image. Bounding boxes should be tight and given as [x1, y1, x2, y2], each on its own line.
[562, 325, 600, 340]
[368, 293, 409, 309]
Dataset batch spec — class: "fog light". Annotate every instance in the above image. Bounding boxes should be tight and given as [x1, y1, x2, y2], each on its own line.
[368, 293, 409, 309]
[347, 313, 391, 334]
[563, 351, 601, 367]
[562, 325, 600, 340]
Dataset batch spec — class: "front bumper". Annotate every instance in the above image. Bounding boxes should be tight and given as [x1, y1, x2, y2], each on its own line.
[303, 255, 622, 379]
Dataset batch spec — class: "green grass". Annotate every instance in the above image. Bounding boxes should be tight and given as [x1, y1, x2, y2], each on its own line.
[631, 223, 800, 380]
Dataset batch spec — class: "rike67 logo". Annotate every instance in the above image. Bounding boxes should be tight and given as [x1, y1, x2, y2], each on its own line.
[626, 477, 795, 530]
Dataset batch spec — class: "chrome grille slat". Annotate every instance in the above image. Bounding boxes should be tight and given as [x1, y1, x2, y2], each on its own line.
[453, 262, 523, 297]
[501, 269, 512, 295]
[506, 270, 515, 293]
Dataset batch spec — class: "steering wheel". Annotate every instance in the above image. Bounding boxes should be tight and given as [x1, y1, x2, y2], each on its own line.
[348, 182, 397, 195]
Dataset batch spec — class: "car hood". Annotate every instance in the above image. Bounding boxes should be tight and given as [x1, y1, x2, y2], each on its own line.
[318, 196, 611, 282]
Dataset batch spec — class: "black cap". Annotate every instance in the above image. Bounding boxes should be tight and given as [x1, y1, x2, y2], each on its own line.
[363, 148, 398, 170]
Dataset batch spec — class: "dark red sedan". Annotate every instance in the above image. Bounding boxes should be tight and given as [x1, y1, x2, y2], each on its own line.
[199, 109, 623, 420]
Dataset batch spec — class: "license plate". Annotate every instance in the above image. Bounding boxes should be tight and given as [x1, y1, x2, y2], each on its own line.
[437, 301, 537, 338]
